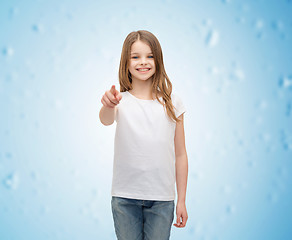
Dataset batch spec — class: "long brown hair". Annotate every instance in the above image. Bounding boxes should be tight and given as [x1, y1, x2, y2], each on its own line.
[118, 30, 182, 123]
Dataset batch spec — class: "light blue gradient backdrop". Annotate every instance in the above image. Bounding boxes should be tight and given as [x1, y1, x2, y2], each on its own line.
[1, 0, 292, 239]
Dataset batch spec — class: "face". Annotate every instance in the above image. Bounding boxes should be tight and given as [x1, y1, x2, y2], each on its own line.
[128, 40, 156, 82]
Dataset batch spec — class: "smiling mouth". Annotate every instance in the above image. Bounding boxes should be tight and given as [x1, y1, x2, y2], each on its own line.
[136, 68, 151, 72]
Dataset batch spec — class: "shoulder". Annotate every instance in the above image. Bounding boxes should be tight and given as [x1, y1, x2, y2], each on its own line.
[120, 91, 129, 101]
[171, 91, 186, 118]
[171, 91, 184, 105]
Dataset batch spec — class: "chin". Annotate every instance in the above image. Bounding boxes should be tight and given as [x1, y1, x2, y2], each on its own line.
[133, 75, 155, 81]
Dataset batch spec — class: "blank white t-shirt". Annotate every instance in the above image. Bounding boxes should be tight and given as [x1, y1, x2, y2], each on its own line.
[111, 90, 186, 201]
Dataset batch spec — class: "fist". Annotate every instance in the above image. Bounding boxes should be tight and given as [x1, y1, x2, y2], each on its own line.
[101, 85, 122, 108]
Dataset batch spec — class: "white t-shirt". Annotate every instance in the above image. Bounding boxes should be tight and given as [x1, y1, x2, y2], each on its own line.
[111, 90, 186, 201]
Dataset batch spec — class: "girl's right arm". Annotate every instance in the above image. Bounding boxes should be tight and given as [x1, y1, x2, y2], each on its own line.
[99, 85, 122, 126]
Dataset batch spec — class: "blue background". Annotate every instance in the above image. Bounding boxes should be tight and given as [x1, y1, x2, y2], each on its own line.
[1, 0, 292, 239]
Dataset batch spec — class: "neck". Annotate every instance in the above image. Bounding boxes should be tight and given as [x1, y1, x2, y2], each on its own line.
[130, 77, 154, 99]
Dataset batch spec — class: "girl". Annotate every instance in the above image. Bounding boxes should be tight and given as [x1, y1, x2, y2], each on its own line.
[99, 30, 188, 240]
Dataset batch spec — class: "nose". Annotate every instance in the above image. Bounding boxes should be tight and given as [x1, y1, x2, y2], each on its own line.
[140, 57, 148, 65]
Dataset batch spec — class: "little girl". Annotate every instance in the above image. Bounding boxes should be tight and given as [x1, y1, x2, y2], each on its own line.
[99, 30, 188, 240]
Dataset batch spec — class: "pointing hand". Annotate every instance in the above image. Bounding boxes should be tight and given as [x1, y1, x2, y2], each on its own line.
[101, 85, 123, 108]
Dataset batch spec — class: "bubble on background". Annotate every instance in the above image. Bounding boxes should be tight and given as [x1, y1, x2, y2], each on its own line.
[0, 0, 292, 240]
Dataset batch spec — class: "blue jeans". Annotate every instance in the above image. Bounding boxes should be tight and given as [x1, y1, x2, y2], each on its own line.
[111, 196, 175, 240]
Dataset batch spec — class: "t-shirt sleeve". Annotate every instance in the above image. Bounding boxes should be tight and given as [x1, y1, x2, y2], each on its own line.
[172, 93, 186, 118]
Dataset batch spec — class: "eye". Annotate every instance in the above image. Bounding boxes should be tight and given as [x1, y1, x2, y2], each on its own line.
[131, 56, 153, 59]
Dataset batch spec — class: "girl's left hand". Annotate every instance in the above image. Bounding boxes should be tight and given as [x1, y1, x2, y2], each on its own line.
[173, 201, 188, 228]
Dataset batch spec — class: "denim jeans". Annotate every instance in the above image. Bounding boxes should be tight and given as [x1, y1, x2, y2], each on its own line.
[111, 196, 175, 240]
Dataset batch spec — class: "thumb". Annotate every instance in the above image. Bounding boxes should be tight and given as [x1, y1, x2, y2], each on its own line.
[176, 216, 181, 225]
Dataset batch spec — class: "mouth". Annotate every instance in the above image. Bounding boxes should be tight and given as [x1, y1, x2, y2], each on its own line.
[136, 68, 151, 72]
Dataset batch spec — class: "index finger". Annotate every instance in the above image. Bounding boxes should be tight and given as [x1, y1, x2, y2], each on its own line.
[110, 85, 116, 95]
[105, 90, 118, 104]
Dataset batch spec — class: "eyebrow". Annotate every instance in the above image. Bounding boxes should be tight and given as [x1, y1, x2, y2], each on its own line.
[131, 52, 153, 54]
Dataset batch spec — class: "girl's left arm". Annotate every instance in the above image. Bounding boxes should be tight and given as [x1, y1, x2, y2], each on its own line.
[173, 113, 188, 228]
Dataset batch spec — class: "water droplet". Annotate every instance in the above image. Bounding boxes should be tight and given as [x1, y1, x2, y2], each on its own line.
[92, 188, 99, 197]
[229, 68, 245, 81]
[221, 0, 231, 4]
[5, 72, 18, 82]
[66, 12, 73, 20]
[3, 172, 20, 189]
[34, 121, 40, 128]
[5, 152, 12, 159]
[226, 204, 236, 214]
[256, 100, 268, 110]
[19, 112, 26, 119]
[254, 19, 264, 29]
[239, 181, 248, 189]
[286, 102, 292, 117]
[235, 16, 246, 24]
[2, 47, 14, 57]
[237, 138, 244, 146]
[280, 130, 292, 151]
[9, 7, 19, 17]
[259, 132, 271, 142]
[278, 76, 292, 90]
[271, 20, 284, 31]
[267, 192, 278, 203]
[205, 30, 219, 47]
[202, 18, 212, 27]
[3, 130, 10, 137]
[32, 23, 45, 33]
[31, 171, 39, 180]
[255, 115, 263, 125]
[247, 160, 256, 168]
[208, 66, 220, 75]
